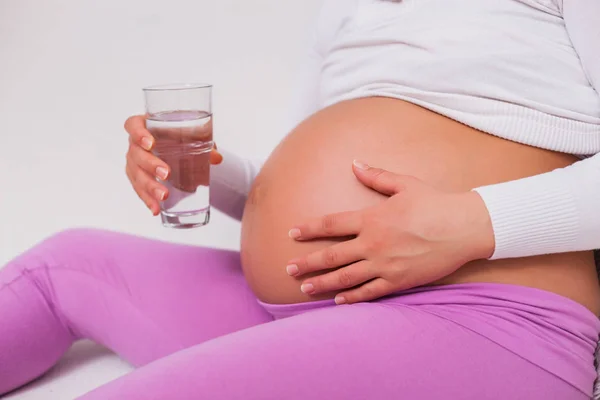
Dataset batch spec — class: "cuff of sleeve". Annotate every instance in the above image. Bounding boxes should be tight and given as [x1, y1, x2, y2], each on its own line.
[210, 149, 262, 221]
[473, 169, 579, 260]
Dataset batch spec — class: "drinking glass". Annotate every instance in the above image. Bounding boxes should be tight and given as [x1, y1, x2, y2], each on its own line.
[143, 83, 213, 228]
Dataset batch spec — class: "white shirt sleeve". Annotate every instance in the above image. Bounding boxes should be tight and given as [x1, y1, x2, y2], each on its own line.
[209, 149, 263, 221]
[473, 0, 600, 259]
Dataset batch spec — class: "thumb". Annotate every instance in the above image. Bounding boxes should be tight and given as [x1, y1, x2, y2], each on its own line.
[210, 144, 223, 165]
[352, 160, 406, 195]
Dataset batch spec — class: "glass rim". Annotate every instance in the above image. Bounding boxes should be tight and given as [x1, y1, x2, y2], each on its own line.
[143, 83, 212, 92]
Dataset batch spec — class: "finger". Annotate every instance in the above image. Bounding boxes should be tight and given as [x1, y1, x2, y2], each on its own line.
[210, 149, 223, 165]
[334, 278, 396, 305]
[299, 260, 375, 295]
[286, 239, 365, 276]
[388, 260, 450, 293]
[290, 211, 362, 240]
[124, 115, 154, 151]
[133, 165, 169, 202]
[126, 162, 167, 206]
[352, 160, 409, 196]
[126, 164, 167, 215]
[128, 143, 170, 180]
[126, 165, 160, 215]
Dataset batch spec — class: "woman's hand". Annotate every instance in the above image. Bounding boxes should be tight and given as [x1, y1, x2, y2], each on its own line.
[286, 160, 495, 304]
[124, 115, 223, 215]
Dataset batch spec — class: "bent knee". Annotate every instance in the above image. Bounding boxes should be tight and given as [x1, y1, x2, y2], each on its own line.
[6, 228, 113, 273]
[38, 228, 111, 255]
[43, 228, 105, 245]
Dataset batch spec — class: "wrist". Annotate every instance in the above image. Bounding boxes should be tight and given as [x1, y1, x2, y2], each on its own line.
[461, 190, 495, 260]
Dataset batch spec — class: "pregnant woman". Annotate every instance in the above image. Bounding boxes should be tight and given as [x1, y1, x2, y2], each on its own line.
[1, 0, 599, 398]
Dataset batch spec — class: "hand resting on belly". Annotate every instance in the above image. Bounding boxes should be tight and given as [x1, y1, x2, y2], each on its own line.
[285, 160, 495, 305]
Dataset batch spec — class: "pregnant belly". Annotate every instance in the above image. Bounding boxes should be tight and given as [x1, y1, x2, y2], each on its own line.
[240, 98, 600, 312]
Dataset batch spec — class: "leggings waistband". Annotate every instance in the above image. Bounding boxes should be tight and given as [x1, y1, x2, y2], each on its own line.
[258, 282, 600, 395]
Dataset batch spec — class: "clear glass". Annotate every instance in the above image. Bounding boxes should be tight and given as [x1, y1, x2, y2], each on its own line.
[143, 83, 213, 228]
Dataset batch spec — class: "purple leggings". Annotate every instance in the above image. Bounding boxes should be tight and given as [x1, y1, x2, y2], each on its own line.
[1, 229, 598, 399]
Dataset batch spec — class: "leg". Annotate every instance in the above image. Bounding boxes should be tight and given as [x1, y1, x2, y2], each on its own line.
[79, 302, 584, 400]
[0, 229, 272, 395]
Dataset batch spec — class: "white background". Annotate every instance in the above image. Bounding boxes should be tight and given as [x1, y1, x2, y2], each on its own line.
[0, 0, 322, 398]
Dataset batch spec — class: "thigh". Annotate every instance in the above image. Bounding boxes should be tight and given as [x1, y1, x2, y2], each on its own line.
[3, 228, 272, 365]
[77, 302, 585, 400]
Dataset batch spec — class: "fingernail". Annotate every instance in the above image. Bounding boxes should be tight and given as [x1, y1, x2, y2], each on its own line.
[286, 264, 299, 276]
[141, 137, 153, 151]
[335, 296, 347, 305]
[353, 160, 369, 170]
[301, 283, 314, 294]
[154, 188, 166, 201]
[156, 167, 169, 180]
[288, 228, 301, 239]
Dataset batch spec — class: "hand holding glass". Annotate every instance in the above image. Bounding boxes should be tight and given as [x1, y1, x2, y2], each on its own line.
[143, 84, 213, 228]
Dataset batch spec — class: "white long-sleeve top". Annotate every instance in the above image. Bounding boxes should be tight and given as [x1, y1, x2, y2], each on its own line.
[211, 0, 600, 260]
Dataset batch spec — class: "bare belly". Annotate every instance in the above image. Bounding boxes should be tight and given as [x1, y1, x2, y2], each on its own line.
[240, 98, 600, 314]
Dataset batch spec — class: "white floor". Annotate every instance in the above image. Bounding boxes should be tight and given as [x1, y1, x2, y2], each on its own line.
[2, 342, 133, 400]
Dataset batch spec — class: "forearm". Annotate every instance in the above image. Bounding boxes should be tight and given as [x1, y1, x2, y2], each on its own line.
[210, 149, 263, 221]
[473, 153, 600, 259]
